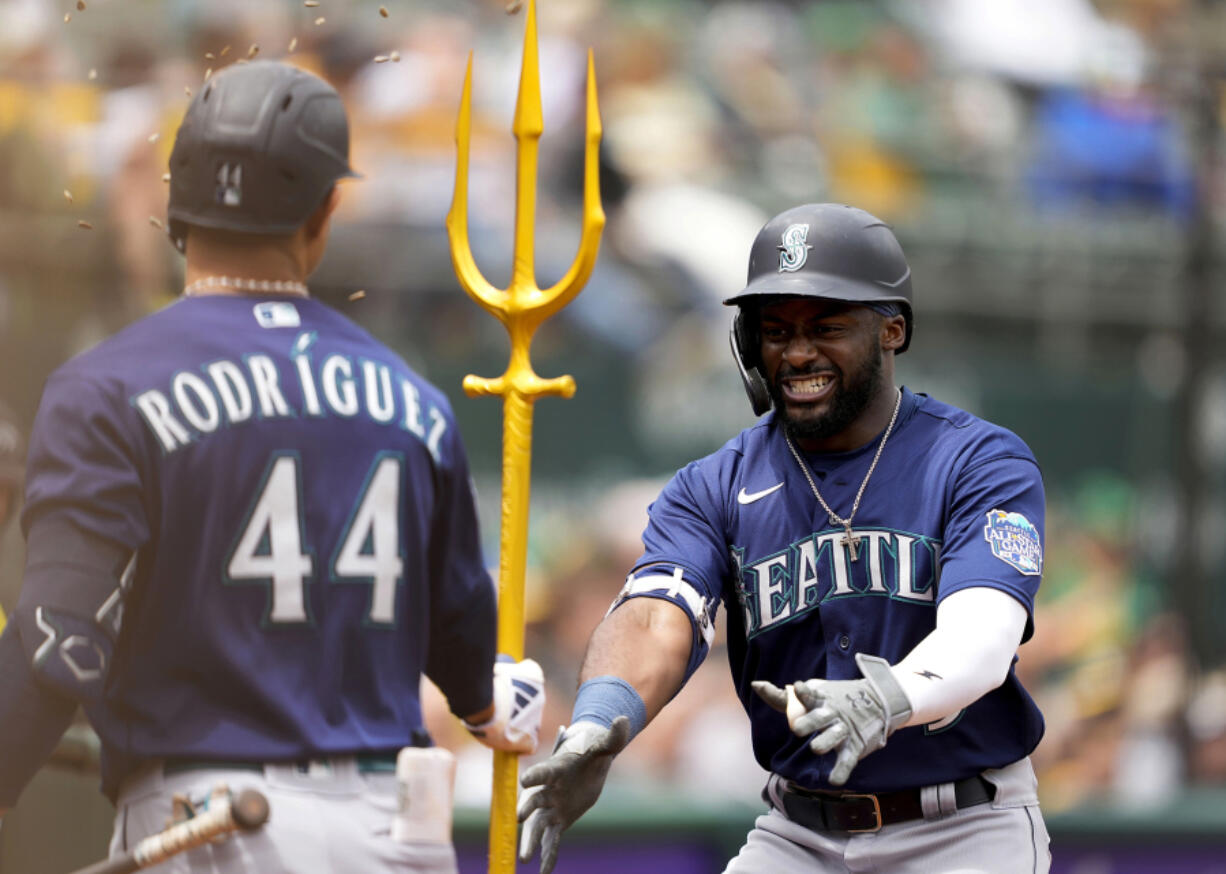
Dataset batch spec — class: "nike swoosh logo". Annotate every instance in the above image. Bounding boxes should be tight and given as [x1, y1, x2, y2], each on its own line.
[737, 483, 784, 505]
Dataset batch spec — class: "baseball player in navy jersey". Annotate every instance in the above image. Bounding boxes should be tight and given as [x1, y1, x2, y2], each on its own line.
[0, 61, 544, 873]
[517, 203, 1051, 873]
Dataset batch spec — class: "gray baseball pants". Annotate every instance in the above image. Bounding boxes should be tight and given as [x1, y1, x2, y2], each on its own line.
[724, 758, 1050, 874]
[109, 757, 458, 873]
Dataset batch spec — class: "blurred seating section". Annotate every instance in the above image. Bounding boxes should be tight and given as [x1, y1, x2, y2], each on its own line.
[2, 0, 1226, 866]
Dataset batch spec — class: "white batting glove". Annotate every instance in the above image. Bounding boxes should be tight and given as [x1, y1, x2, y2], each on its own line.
[463, 656, 546, 754]
[518, 717, 631, 874]
[754, 653, 913, 786]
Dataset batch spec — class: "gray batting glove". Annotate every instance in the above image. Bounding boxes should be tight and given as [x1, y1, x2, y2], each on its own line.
[754, 653, 913, 786]
[517, 716, 632, 874]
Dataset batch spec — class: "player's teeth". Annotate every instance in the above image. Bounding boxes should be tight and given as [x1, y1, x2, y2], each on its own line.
[794, 376, 831, 393]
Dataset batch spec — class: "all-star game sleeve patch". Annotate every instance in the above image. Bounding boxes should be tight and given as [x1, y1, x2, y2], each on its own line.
[982, 509, 1042, 576]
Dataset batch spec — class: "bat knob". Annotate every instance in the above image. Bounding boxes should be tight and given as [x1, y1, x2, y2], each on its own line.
[231, 789, 270, 831]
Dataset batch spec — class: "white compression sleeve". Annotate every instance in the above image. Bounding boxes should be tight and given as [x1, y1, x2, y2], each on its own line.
[891, 587, 1029, 728]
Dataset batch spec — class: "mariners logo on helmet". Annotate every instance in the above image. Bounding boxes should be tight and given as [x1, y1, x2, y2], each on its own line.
[777, 223, 811, 273]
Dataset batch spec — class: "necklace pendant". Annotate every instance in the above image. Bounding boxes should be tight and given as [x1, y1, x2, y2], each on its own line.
[843, 529, 862, 561]
[783, 390, 901, 567]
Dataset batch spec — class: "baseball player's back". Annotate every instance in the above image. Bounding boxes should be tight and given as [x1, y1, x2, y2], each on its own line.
[25, 293, 486, 798]
[0, 60, 547, 874]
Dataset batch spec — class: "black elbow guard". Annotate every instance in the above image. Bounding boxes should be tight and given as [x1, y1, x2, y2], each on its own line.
[13, 604, 114, 704]
[14, 519, 136, 705]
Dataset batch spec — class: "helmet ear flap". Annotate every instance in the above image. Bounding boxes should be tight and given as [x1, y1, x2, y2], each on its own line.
[730, 310, 771, 417]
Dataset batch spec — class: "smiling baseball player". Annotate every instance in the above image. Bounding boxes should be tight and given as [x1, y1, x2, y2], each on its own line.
[0, 61, 544, 873]
[518, 203, 1050, 873]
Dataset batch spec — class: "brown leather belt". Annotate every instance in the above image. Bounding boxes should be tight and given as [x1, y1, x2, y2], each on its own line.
[772, 775, 996, 834]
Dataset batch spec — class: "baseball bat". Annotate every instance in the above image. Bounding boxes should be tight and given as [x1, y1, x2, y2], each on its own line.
[68, 789, 269, 874]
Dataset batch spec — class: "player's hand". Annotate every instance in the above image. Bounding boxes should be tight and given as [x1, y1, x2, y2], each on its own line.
[463, 656, 546, 754]
[517, 717, 631, 874]
[753, 654, 912, 786]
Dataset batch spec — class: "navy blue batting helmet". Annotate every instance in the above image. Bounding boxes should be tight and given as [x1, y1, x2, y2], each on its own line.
[726, 203, 914, 415]
[166, 61, 360, 250]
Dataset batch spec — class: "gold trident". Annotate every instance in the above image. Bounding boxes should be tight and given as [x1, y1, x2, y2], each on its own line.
[446, 0, 604, 871]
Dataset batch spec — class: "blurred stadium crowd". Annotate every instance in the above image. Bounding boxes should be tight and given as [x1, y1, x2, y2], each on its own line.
[1, 0, 1225, 827]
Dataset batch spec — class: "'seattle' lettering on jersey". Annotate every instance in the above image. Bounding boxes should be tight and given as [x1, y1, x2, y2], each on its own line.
[22, 296, 494, 798]
[627, 389, 1046, 793]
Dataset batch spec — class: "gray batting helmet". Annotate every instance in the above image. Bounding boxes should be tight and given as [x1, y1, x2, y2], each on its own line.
[725, 203, 914, 415]
[166, 60, 360, 251]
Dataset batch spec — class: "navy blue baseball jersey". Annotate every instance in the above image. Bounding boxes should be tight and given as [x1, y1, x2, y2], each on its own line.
[18, 294, 495, 799]
[622, 388, 1044, 793]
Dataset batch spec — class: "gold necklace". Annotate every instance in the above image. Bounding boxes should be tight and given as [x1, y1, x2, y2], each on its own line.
[783, 388, 903, 562]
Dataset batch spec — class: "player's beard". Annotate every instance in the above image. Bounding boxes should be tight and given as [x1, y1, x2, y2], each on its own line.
[771, 339, 885, 443]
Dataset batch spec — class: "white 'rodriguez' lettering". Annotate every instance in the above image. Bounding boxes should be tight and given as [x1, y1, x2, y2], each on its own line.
[130, 345, 449, 459]
[207, 360, 253, 424]
[133, 389, 191, 452]
[321, 354, 358, 417]
[172, 372, 220, 433]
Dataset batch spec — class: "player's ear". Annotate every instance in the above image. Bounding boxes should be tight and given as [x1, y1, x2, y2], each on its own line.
[303, 186, 341, 241]
[880, 313, 906, 352]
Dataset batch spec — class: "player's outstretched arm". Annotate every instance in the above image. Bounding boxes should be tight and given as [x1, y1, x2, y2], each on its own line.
[577, 596, 693, 720]
[517, 597, 692, 874]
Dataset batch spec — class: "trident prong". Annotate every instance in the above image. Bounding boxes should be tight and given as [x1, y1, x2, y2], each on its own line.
[447, 2, 605, 369]
[445, 2, 604, 873]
